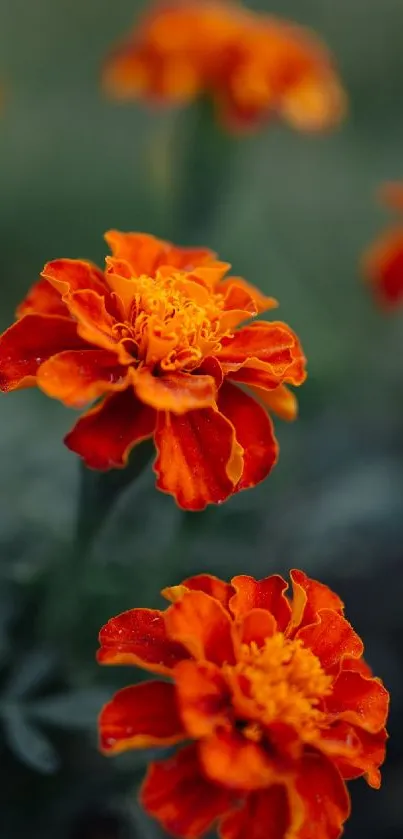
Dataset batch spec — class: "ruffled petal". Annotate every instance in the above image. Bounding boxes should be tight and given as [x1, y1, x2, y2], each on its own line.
[238, 607, 277, 647]
[230, 574, 291, 632]
[99, 681, 184, 753]
[105, 229, 215, 276]
[64, 389, 156, 469]
[174, 659, 231, 737]
[134, 367, 216, 413]
[97, 607, 190, 674]
[199, 729, 278, 790]
[341, 656, 372, 677]
[219, 787, 291, 839]
[165, 590, 235, 666]
[42, 258, 107, 297]
[162, 573, 235, 609]
[332, 725, 387, 789]
[217, 322, 296, 375]
[293, 752, 350, 839]
[296, 609, 363, 673]
[37, 349, 130, 408]
[325, 671, 389, 733]
[16, 278, 68, 318]
[140, 744, 234, 839]
[64, 289, 125, 356]
[153, 408, 243, 510]
[290, 569, 344, 631]
[218, 276, 278, 315]
[0, 314, 85, 392]
[249, 384, 298, 421]
[217, 381, 278, 490]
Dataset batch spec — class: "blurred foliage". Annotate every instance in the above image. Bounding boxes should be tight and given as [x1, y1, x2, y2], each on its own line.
[1, 0, 403, 837]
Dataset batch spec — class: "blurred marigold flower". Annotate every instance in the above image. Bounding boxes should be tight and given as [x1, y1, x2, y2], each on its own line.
[103, 0, 346, 132]
[98, 569, 388, 839]
[0, 232, 305, 510]
[363, 182, 403, 308]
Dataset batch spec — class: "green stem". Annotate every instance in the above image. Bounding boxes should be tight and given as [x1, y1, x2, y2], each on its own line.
[169, 97, 240, 243]
[75, 439, 155, 553]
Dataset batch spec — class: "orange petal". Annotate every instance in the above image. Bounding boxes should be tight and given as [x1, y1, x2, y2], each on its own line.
[97, 607, 190, 675]
[103, 48, 150, 99]
[165, 590, 235, 666]
[217, 322, 295, 374]
[199, 729, 278, 790]
[218, 276, 278, 315]
[65, 389, 156, 469]
[153, 408, 243, 510]
[99, 681, 184, 753]
[174, 659, 231, 737]
[217, 380, 278, 490]
[290, 569, 344, 630]
[16, 278, 68, 318]
[65, 290, 125, 357]
[249, 384, 298, 421]
[280, 74, 346, 133]
[105, 256, 137, 316]
[162, 573, 235, 609]
[333, 725, 387, 789]
[37, 349, 130, 408]
[105, 230, 166, 276]
[198, 355, 224, 387]
[42, 258, 107, 297]
[134, 367, 216, 413]
[293, 752, 350, 839]
[140, 744, 234, 839]
[219, 787, 291, 839]
[230, 574, 291, 632]
[105, 229, 215, 277]
[238, 607, 277, 647]
[296, 609, 363, 672]
[325, 671, 389, 733]
[363, 226, 403, 308]
[341, 656, 372, 677]
[0, 314, 85, 392]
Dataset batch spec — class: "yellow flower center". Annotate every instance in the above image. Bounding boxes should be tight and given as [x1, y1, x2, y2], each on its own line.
[126, 272, 226, 371]
[232, 633, 332, 740]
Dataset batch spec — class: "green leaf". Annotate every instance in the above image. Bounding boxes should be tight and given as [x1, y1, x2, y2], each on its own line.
[76, 439, 155, 552]
[3, 708, 59, 774]
[29, 688, 111, 730]
[4, 649, 56, 699]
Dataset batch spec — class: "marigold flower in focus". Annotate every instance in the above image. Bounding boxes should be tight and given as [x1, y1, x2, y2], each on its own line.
[98, 568, 388, 839]
[363, 182, 403, 308]
[0, 231, 306, 510]
[103, 0, 346, 133]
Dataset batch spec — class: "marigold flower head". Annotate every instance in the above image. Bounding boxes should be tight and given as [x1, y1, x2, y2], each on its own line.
[363, 181, 403, 308]
[0, 231, 305, 510]
[103, 0, 346, 133]
[98, 569, 389, 839]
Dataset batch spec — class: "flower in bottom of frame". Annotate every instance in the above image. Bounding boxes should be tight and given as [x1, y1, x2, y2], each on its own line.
[0, 231, 306, 510]
[363, 182, 403, 307]
[98, 569, 389, 839]
[103, 0, 346, 133]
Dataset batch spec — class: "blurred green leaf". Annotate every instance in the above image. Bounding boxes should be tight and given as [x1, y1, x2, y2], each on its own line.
[30, 688, 111, 730]
[4, 649, 56, 699]
[3, 708, 60, 774]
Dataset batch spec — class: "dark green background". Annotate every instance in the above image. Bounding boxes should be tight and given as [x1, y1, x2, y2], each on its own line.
[1, 1, 403, 837]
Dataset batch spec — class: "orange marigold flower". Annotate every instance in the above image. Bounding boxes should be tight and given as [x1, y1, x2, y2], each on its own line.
[98, 569, 389, 839]
[103, 0, 346, 132]
[363, 181, 403, 308]
[0, 231, 306, 510]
